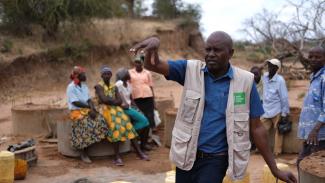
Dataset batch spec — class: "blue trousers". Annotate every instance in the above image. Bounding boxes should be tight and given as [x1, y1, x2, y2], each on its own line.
[124, 107, 149, 131]
[176, 155, 228, 183]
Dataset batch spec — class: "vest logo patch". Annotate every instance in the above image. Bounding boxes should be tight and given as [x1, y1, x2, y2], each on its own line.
[234, 92, 245, 105]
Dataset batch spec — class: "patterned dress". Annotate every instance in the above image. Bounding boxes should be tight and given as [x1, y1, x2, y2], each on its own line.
[97, 81, 138, 142]
[69, 108, 109, 150]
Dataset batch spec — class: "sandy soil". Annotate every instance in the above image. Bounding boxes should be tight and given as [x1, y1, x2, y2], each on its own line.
[0, 81, 302, 183]
[300, 150, 325, 177]
[0, 63, 308, 183]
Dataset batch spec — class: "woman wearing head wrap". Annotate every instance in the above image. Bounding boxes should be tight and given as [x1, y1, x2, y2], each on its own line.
[115, 68, 151, 151]
[66, 66, 109, 163]
[95, 66, 149, 166]
[129, 55, 156, 150]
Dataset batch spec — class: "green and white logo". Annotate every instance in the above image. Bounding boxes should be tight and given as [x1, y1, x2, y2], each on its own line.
[234, 92, 245, 105]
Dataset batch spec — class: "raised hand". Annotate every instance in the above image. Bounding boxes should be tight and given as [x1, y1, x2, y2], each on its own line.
[129, 36, 160, 55]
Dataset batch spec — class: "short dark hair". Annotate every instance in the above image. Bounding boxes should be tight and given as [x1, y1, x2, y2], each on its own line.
[310, 46, 325, 56]
[207, 31, 233, 50]
[250, 66, 261, 72]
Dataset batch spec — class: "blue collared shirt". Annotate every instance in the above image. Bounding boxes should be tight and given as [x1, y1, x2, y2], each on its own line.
[298, 67, 325, 140]
[262, 73, 290, 118]
[166, 60, 264, 153]
[66, 82, 91, 110]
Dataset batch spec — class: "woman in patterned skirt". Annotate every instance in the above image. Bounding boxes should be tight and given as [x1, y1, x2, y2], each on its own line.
[115, 68, 151, 151]
[95, 66, 149, 166]
[67, 66, 109, 163]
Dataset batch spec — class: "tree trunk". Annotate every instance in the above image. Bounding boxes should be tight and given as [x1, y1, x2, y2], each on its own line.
[126, 0, 134, 18]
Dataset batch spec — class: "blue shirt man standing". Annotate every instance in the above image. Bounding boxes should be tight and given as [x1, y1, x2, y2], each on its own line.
[261, 58, 290, 156]
[129, 32, 297, 183]
[297, 46, 325, 168]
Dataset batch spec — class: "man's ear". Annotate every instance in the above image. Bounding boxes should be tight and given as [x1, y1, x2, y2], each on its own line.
[229, 48, 234, 57]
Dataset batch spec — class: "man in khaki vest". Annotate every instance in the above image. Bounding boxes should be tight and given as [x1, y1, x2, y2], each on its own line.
[130, 31, 296, 183]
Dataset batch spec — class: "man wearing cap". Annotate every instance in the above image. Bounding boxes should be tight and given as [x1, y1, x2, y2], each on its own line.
[261, 59, 290, 156]
[130, 32, 296, 183]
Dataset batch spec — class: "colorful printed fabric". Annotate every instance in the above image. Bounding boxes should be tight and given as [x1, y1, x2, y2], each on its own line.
[97, 81, 138, 142]
[298, 66, 325, 140]
[69, 108, 90, 121]
[70, 110, 109, 150]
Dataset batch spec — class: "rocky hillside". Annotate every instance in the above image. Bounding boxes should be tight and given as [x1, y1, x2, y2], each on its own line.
[0, 19, 204, 102]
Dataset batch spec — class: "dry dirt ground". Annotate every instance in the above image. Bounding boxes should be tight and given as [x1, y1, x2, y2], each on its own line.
[0, 61, 306, 182]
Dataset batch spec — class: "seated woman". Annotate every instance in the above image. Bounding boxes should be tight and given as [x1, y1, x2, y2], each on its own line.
[66, 66, 109, 163]
[95, 66, 149, 166]
[115, 68, 151, 151]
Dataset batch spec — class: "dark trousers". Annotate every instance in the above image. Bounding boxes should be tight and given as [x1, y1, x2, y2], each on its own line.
[134, 97, 155, 128]
[176, 155, 228, 183]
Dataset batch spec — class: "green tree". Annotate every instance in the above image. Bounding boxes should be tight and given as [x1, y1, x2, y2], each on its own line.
[124, 0, 147, 18]
[152, 0, 181, 19]
[152, 0, 201, 24]
[0, 0, 126, 37]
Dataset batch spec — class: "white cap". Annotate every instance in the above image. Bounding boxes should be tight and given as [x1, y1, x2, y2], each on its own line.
[267, 58, 281, 69]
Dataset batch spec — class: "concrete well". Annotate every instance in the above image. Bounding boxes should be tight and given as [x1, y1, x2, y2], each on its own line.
[11, 104, 68, 136]
[299, 150, 325, 183]
[266, 107, 303, 154]
[155, 97, 175, 128]
[57, 120, 130, 157]
[282, 107, 303, 153]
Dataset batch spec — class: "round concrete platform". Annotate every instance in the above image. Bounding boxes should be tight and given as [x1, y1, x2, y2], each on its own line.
[12, 104, 68, 135]
[57, 120, 130, 157]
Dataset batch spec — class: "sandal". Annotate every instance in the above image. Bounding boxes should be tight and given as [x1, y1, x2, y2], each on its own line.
[113, 158, 124, 166]
[139, 153, 150, 161]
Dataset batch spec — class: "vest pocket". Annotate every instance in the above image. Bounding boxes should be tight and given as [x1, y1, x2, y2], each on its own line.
[233, 141, 251, 178]
[170, 127, 192, 167]
[234, 112, 249, 143]
[181, 90, 200, 123]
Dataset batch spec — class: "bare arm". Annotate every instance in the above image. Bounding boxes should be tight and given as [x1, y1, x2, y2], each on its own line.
[114, 87, 123, 106]
[130, 94, 138, 108]
[95, 85, 122, 106]
[71, 100, 97, 119]
[130, 37, 169, 76]
[250, 118, 297, 183]
[87, 99, 97, 113]
[72, 101, 90, 108]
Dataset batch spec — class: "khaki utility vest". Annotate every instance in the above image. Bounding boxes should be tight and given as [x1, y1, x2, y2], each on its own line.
[169, 60, 253, 180]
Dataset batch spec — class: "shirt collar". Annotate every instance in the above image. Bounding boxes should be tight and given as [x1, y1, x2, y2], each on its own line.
[202, 64, 234, 81]
[311, 66, 325, 81]
[265, 72, 278, 82]
[73, 82, 85, 88]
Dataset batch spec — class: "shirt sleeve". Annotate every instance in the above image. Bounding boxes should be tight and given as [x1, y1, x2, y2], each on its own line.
[250, 82, 265, 119]
[279, 78, 290, 116]
[165, 60, 188, 85]
[115, 80, 123, 88]
[317, 76, 325, 123]
[67, 85, 79, 103]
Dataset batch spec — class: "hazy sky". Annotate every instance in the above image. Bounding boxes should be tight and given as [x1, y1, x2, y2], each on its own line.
[144, 0, 295, 40]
